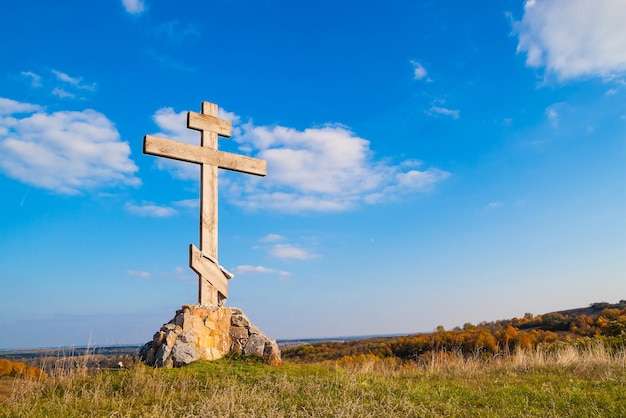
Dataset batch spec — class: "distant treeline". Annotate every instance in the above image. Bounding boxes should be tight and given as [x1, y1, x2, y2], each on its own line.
[282, 301, 626, 363]
[0, 359, 46, 380]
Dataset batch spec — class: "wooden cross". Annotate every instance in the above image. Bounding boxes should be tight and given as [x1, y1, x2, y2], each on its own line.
[143, 101, 266, 306]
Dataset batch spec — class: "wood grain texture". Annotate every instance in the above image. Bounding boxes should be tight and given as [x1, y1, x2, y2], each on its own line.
[190, 244, 228, 299]
[187, 111, 232, 137]
[200, 103, 219, 305]
[142, 101, 267, 306]
[143, 135, 266, 176]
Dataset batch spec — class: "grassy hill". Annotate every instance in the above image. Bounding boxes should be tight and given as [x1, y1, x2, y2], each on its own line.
[1, 347, 625, 417]
[1, 301, 624, 416]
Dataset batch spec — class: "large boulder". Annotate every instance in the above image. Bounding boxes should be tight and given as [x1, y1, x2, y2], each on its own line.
[229, 308, 282, 366]
[140, 305, 281, 367]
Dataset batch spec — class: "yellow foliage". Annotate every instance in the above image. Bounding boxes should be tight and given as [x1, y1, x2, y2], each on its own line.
[0, 359, 11, 377]
[0, 359, 46, 380]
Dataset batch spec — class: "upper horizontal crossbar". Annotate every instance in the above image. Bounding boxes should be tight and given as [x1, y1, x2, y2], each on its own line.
[187, 111, 232, 137]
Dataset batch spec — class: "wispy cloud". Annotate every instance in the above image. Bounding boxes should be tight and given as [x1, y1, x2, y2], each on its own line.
[19, 69, 95, 99]
[485, 201, 503, 209]
[513, 0, 626, 81]
[144, 49, 195, 72]
[156, 20, 200, 44]
[427, 106, 460, 120]
[122, 0, 145, 15]
[21, 71, 42, 87]
[231, 265, 291, 277]
[0, 98, 140, 194]
[260, 234, 285, 243]
[52, 88, 76, 99]
[125, 201, 176, 217]
[147, 266, 196, 282]
[269, 244, 318, 260]
[52, 70, 96, 91]
[173, 198, 199, 209]
[410, 60, 431, 81]
[127, 269, 151, 278]
[150, 107, 450, 213]
[545, 102, 565, 128]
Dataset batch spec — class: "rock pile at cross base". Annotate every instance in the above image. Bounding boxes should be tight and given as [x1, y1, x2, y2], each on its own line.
[140, 305, 282, 367]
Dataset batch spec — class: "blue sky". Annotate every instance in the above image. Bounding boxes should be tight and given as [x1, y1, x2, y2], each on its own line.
[0, 0, 624, 349]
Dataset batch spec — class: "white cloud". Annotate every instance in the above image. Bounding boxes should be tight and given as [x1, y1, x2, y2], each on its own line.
[125, 201, 176, 217]
[149, 107, 200, 180]
[127, 270, 151, 278]
[513, 0, 626, 81]
[52, 70, 79, 85]
[122, 0, 145, 14]
[427, 106, 460, 119]
[0, 98, 140, 194]
[52, 70, 95, 91]
[18, 69, 95, 99]
[21, 71, 42, 88]
[411, 60, 430, 81]
[218, 108, 241, 125]
[174, 198, 199, 208]
[231, 265, 290, 277]
[52, 88, 76, 99]
[269, 244, 317, 260]
[485, 201, 503, 209]
[545, 102, 565, 128]
[150, 107, 450, 212]
[260, 234, 285, 243]
[395, 167, 449, 190]
[0, 97, 42, 115]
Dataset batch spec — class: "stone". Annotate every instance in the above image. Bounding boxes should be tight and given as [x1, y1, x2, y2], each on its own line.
[153, 331, 165, 346]
[263, 339, 282, 366]
[243, 333, 265, 357]
[163, 323, 178, 331]
[231, 312, 251, 328]
[230, 308, 243, 316]
[139, 341, 155, 365]
[230, 326, 248, 340]
[155, 344, 172, 368]
[172, 339, 199, 366]
[140, 304, 281, 368]
[181, 332, 195, 344]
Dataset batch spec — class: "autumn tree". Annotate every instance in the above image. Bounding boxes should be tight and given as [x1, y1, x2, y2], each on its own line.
[0, 359, 11, 377]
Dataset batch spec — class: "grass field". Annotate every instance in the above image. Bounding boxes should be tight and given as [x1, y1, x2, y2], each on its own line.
[1, 343, 624, 417]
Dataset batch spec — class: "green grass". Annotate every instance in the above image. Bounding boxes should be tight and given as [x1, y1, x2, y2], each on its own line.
[1, 347, 624, 417]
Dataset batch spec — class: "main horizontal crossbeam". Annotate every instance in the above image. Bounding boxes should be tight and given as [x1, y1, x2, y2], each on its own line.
[144, 135, 266, 176]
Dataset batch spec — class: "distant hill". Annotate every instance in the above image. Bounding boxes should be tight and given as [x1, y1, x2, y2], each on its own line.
[549, 300, 626, 319]
[282, 300, 626, 363]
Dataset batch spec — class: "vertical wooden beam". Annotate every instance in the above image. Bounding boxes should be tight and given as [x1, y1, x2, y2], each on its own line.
[200, 101, 219, 306]
[144, 100, 266, 307]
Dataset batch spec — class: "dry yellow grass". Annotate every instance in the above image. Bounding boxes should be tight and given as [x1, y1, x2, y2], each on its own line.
[1, 342, 624, 417]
